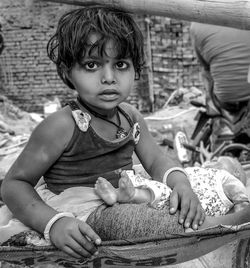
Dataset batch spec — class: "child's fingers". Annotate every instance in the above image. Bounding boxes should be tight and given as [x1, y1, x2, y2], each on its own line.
[71, 230, 98, 256]
[191, 212, 201, 230]
[79, 222, 102, 246]
[63, 247, 83, 259]
[178, 200, 190, 225]
[185, 201, 205, 229]
[63, 240, 93, 258]
[169, 190, 179, 215]
[199, 207, 206, 225]
[182, 200, 197, 229]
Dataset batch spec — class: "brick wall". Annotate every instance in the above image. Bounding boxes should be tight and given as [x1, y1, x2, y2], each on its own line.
[0, 0, 203, 113]
[149, 17, 203, 109]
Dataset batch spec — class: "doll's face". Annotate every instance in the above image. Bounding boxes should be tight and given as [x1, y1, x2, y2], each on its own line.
[203, 156, 232, 169]
[203, 156, 246, 185]
[202, 157, 220, 169]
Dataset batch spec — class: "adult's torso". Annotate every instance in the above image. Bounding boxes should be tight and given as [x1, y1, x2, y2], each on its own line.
[190, 23, 250, 102]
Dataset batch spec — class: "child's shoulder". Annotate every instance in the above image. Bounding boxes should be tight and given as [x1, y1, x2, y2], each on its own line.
[43, 106, 73, 125]
[35, 106, 75, 138]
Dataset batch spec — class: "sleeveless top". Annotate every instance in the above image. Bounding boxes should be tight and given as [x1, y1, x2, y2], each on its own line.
[43, 101, 141, 194]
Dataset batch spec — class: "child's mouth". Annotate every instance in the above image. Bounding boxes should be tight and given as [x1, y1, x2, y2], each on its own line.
[99, 91, 119, 101]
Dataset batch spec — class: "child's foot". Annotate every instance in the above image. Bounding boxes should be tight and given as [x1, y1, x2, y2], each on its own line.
[95, 177, 118, 205]
[117, 172, 136, 203]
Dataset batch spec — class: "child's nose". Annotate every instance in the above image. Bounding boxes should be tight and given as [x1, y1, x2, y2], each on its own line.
[101, 66, 116, 84]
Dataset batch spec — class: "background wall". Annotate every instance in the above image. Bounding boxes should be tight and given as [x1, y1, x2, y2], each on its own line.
[0, 0, 203, 113]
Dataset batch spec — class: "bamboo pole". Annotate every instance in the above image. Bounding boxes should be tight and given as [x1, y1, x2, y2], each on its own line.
[145, 17, 154, 112]
[42, 0, 250, 30]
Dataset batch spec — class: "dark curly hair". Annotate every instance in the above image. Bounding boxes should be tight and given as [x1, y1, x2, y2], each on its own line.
[47, 6, 145, 89]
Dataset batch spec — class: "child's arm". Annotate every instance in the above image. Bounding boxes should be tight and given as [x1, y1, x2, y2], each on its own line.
[132, 107, 205, 229]
[1, 108, 101, 258]
[199, 204, 250, 230]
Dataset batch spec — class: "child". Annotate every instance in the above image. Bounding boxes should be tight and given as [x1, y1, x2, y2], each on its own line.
[95, 156, 249, 217]
[0, 6, 204, 258]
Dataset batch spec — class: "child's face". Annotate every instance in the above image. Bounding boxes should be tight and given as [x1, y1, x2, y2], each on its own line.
[68, 33, 135, 110]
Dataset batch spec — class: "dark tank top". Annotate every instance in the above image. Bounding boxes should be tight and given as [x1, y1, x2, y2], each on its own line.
[44, 102, 138, 194]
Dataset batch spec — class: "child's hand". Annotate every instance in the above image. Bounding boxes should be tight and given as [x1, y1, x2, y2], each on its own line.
[49, 216, 101, 258]
[169, 183, 205, 230]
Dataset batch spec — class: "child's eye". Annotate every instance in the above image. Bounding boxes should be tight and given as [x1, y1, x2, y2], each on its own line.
[84, 61, 99, 70]
[116, 61, 129, 70]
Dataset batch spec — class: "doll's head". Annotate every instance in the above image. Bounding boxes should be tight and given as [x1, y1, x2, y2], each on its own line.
[203, 156, 247, 185]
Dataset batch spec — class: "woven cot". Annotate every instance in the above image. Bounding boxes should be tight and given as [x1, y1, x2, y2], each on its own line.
[0, 223, 250, 267]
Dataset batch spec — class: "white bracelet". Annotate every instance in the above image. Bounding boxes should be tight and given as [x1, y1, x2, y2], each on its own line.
[44, 212, 75, 243]
[163, 167, 188, 186]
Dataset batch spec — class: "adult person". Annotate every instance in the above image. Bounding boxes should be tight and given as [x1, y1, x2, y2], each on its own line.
[190, 23, 250, 147]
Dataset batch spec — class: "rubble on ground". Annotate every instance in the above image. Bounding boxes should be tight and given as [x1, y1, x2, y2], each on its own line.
[146, 87, 203, 147]
[0, 95, 39, 194]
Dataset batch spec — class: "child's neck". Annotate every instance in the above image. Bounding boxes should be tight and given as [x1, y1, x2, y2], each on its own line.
[77, 96, 117, 119]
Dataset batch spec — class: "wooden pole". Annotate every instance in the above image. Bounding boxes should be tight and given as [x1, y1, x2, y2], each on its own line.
[145, 17, 154, 112]
[42, 0, 250, 30]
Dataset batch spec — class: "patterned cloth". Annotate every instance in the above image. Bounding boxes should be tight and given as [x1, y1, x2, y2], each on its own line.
[186, 167, 249, 216]
[186, 167, 232, 216]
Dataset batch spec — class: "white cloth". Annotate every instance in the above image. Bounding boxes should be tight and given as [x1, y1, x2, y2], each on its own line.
[36, 184, 104, 222]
